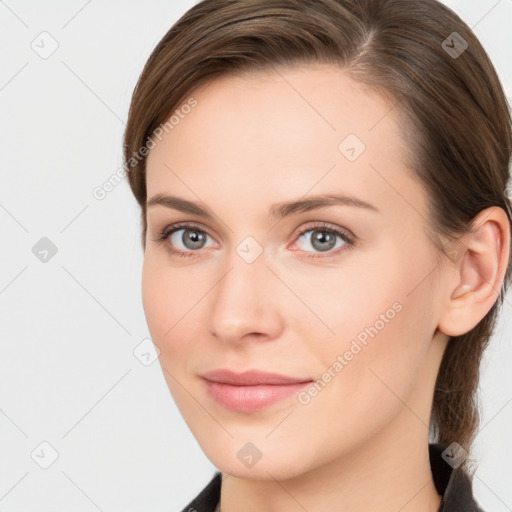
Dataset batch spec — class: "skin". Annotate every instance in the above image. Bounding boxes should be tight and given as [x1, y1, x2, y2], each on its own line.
[142, 63, 510, 512]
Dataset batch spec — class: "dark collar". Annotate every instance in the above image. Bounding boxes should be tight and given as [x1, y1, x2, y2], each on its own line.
[429, 443, 484, 511]
[180, 443, 485, 511]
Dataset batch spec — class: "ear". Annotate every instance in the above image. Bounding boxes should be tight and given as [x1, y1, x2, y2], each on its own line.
[437, 206, 511, 337]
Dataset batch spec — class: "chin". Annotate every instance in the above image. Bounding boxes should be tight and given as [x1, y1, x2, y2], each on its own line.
[197, 435, 319, 481]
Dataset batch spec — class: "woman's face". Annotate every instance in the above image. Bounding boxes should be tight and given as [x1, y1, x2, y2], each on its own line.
[143, 64, 449, 478]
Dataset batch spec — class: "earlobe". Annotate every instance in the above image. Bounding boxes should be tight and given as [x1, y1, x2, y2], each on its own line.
[437, 207, 510, 337]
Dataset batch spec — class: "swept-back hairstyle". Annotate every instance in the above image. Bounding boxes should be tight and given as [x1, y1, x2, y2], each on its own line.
[123, 0, 512, 472]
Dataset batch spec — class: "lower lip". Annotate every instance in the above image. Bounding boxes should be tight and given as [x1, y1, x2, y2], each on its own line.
[203, 379, 312, 412]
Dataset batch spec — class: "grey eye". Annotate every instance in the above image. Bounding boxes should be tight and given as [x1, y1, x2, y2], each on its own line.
[170, 228, 212, 251]
[296, 229, 345, 253]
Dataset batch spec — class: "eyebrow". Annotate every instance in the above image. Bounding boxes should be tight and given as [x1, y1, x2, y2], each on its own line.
[146, 192, 379, 220]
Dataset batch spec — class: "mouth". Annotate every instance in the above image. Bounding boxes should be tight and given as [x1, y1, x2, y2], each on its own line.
[200, 369, 314, 412]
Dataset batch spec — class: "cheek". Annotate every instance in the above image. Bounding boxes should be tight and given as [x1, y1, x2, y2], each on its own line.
[141, 258, 169, 343]
[141, 258, 205, 413]
[141, 255, 220, 385]
[141, 257, 194, 359]
[289, 291, 436, 464]
[305, 248, 431, 349]
[305, 243, 438, 401]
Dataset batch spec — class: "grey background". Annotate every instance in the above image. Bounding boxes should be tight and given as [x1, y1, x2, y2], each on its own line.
[0, 1, 511, 510]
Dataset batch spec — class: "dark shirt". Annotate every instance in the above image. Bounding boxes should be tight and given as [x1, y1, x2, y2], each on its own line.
[179, 443, 484, 511]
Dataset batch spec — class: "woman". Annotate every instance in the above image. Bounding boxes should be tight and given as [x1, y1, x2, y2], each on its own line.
[122, 0, 511, 510]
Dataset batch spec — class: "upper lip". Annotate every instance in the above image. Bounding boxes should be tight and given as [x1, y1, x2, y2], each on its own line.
[201, 369, 313, 386]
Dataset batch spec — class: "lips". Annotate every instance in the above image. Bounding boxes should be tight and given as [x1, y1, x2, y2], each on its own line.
[201, 368, 312, 385]
[200, 369, 313, 412]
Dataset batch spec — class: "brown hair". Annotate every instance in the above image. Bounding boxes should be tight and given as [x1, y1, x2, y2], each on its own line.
[123, 0, 512, 472]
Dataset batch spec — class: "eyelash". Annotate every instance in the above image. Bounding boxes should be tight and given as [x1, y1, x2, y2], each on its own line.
[153, 221, 356, 259]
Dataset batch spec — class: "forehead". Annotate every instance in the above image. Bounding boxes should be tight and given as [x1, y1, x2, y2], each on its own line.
[145, 63, 419, 218]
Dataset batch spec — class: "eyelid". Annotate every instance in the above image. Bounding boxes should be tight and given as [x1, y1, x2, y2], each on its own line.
[163, 221, 216, 239]
[290, 221, 354, 244]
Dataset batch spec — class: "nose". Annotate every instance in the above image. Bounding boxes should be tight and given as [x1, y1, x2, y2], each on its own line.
[206, 250, 284, 345]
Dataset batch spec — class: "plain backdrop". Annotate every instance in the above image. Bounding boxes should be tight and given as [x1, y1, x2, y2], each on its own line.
[1, 1, 511, 510]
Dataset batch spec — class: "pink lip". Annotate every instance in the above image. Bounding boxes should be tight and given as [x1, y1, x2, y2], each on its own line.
[201, 369, 313, 412]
